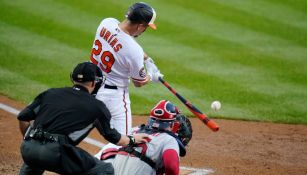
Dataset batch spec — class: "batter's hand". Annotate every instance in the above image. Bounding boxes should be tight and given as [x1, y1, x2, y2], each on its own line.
[144, 57, 163, 83]
[145, 57, 159, 74]
[151, 71, 163, 83]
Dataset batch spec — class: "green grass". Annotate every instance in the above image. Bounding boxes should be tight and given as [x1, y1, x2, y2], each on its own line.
[1, 0, 307, 124]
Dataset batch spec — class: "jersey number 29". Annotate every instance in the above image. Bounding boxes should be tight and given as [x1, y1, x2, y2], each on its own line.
[90, 39, 115, 73]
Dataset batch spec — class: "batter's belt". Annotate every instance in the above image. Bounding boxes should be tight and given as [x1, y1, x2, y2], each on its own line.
[104, 84, 118, 89]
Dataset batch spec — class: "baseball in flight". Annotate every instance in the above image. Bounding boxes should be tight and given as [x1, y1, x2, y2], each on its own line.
[211, 101, 221, 111]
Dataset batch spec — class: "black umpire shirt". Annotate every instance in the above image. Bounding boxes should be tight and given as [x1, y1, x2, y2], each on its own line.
[18, 84, 121, 145]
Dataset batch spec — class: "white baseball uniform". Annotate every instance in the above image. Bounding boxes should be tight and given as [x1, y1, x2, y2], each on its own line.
[99, 130, 180, 175]
[90, 18, 147, 135]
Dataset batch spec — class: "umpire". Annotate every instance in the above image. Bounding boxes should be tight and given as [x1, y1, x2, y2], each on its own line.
[17, 62, 148, 175]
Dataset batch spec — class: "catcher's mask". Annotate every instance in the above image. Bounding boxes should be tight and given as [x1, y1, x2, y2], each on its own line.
[148, 100, 179, 131]
[175, 114, 193, 146]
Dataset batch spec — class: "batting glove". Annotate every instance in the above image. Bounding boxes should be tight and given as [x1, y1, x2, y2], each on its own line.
[145, 57, 159, 74]
[151, 71, 164, 83]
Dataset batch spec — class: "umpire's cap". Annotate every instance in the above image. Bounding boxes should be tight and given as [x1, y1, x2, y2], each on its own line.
[125, 2, 157, 30]
[71, 62, 100, 82]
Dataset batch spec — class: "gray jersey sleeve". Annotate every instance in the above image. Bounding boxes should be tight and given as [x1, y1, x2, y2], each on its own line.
[110, 133, 180, 175]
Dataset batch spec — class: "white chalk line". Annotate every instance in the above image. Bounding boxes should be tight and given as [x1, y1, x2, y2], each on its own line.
[0, 102, 214, 175]
[0, 103, 20, 115]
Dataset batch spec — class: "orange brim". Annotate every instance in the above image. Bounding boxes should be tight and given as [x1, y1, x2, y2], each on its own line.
[148, 23, 157, 30]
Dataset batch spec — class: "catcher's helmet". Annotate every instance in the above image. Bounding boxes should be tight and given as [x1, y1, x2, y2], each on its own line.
[148, 100, 179, 130]
[176, 114, 193, 146]
[125, 2, 157, 29]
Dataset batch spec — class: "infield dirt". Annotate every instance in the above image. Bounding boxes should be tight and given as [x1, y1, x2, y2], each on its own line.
[1, 95, 307, 175]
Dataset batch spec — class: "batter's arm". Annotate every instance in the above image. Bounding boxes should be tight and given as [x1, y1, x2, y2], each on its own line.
[144, 53, 163, 83]
[129, 51, 152, 87]
[132, 76, 150, 87]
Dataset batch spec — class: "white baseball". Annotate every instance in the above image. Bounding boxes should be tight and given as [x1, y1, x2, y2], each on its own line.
[211, 101, 221, 111]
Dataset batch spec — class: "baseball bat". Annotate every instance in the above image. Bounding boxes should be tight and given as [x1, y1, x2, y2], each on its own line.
[159, 77, 219, 132]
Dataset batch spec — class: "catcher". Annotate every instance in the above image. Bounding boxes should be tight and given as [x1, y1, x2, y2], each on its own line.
[98, 100, 193, 175]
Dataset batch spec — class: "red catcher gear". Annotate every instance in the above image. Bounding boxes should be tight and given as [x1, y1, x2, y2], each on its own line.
[150, 100, 177, 120]
[148, 100, 180, 131]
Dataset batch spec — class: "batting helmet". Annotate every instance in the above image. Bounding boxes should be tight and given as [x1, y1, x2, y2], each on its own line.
[125, 2, 157, 29]
[148, 100, 179, 131]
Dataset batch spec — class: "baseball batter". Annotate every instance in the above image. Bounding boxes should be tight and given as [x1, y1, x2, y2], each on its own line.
[90, 2, 162, 135]
[98, 100, 193, 175]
